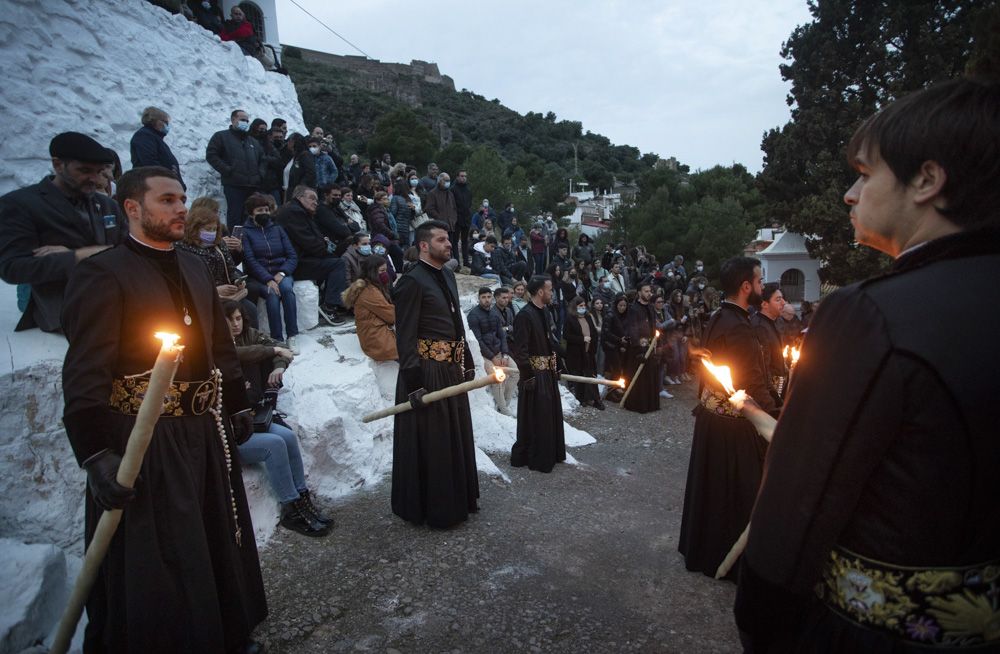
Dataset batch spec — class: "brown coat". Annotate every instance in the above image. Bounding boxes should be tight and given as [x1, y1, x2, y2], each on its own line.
[346, 280, 397, 361]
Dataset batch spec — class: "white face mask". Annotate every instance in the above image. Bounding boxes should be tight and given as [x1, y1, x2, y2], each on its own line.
[309, 146, 320, 155]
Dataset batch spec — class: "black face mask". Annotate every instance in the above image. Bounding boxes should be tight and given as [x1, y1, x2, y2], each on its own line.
[254, 213, 270, 225]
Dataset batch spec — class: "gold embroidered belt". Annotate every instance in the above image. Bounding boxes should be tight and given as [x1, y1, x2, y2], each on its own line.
[109, 372, 220, 417]
[771, 375, 787, 396]
[698, 388, 742, 418]
[417, 338, 465, 364]
[529, 354, 558, 371]
[819, 546, 1000, 648]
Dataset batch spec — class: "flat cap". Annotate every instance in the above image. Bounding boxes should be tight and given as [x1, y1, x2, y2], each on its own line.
[49, 132, 114, 163]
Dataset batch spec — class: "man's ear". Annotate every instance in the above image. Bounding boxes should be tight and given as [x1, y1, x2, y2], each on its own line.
[911, 160, 948, 209]
[122, 198, 140, 221]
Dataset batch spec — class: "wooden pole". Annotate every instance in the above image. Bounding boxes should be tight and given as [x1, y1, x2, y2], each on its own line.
[51, 335, 184, 654]
[619, 332, 659, 405]
[362, 371, 503, 423]
[560, 374, 626, 389]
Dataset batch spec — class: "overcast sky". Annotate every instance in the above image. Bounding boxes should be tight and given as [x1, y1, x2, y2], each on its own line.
[275, 0, 813, 173]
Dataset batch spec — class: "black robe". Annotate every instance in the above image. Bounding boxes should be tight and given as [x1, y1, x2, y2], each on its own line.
[564, 312, 600, 405]
[736, 228, 1000, 653]
[391, 260, 479, 528]
[678, 301, 775, 579]
[751, 310, 787, 407]
[622, 300, 660, 413]
[61, 237, 266, 653]
[509, 301, 566, 472]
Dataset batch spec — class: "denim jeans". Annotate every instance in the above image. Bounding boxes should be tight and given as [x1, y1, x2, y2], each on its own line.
[237, 423, 306, 504]
[261, 275, 297, 340]
[222, 185, 255, 228]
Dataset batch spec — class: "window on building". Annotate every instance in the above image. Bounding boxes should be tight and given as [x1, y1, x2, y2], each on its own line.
[239, 2, 265, 42]
[780, 268, 805, 302]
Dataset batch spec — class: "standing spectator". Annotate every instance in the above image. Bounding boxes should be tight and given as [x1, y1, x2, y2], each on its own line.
[206, 109, 265, 226]
[594, 274, 616, 316]
[389, 178, 416, 247]
[418, 162, 439, 193]
[189, 0, 224, 33]
[503, 215, 525, 244]
[288, 137, 319, 191]
[341, 255, 397, 362]
[572, 233, 595, 264]
[498, 202, 516, 233]
[0, 132, 123, 332]
[529, 223, 547, 276]
[551, 243, 573, 273]
[260, 124, 290, 205]
[751, 282, 787, 406]
[219, 5, 257, 56]
[467, 286, 513, 415]
[241, 193, 299, 347]
[130, 107, 183, 188]
[564, 295, 604, 409]
[602, 294, 630, 392]
[608, 261, 628, 295]
[778, 302, 803, 347]
[424, 173, 458, 259]
[343, 232, 371, 284]
[273, 186, 349, 326]
[550, 227, 570, 259]
[471, 199, 497, 230]
[346, 154, 362, 186]
[590, 297, 606, 377]
[451, 170, 473, 269]
[366, 191, 405, 268]
[316, 142, 339, 188]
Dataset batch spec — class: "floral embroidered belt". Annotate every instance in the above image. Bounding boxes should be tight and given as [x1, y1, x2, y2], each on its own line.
[698, 388, 742, 418]
[771, 375, 787, 396]
[417, 338, 465, 364]
[529, 354, 558, 371]
[109, 370, 220, 417]
[819, 546, 1000, 648]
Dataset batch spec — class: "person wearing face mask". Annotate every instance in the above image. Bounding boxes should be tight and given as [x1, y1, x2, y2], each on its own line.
[679, 256, 775, 580]
[130, 106, 184, 189]
[564, 296, 604, 410]
[338, 188, 367, 232]
[423, 173, 458, 261]
[206, 108, 265, 227]
[471, 199, 497, 231]
[594, 274, 616, 318]
[190, 0, 224, 33]
[343, 232, 372, 285]
[341, 255, 397, 363]
[370, 234, 398, 283]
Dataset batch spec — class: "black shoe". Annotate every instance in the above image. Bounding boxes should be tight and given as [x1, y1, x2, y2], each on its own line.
[593, 399, 606, 411]
[318, 304, 346, 326]
[299, 489, 334, 528]
[280, 497, 331, 537]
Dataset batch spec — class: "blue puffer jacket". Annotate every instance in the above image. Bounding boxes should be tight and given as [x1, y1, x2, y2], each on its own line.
[241, 218, 297, 283]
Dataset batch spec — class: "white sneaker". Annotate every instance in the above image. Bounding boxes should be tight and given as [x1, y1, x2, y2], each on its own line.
[286, 336, 300, 355]
[660, 389, 674, 399]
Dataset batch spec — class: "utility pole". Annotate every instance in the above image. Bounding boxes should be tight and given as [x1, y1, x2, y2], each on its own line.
[572, 143, 578, 176]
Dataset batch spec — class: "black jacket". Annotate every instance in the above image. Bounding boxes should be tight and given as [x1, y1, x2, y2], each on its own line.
[273, 200, 329, 259]
[451, 182, 472, 228]
[130, 125, 183, 187]
[315, 203, 358, 254]
[257, 135, 287, 192]
[0, 177, 125, 332]
[470, 246, 510, 281]
[467, 304, 507, 360]
[206, 126, 265, 188]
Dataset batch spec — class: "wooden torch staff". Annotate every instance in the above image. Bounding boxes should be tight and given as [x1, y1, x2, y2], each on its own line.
[619, 330, 659, 405]
[362, 368, 506, 424]
[560, 374, 626, 389]
[51, 333, 184, 654]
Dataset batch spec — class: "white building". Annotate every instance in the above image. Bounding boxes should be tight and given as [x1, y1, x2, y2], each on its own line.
[758, 231, 822, 303]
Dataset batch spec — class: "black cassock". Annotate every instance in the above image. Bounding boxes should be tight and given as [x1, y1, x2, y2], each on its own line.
[622, 300, 660, 414]
[751, 310, 786, 407]
[736, 229, 1000, 653]
[391, 260, 479, 528]
[679, 301, 774, 579]
[61, 237, 266, 653]
[509, 301, 566, 472]
[564, 313, 600, 406]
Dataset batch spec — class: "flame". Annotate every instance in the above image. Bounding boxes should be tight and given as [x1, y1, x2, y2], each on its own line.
[494, 367, 507, 383]
[655, 330, 660, 338]
[154, 332, 181, 350]
[701, 359, 736, 395]
[782, 345, 790, 359]
[617, 377, 626, 388]
[791, 347, 801, 365]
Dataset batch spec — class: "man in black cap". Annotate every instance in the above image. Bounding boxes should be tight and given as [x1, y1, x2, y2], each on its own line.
[0, 132, 125, 332]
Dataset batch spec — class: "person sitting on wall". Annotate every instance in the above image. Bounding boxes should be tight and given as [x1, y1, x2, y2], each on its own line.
[219, 5, 259, 56]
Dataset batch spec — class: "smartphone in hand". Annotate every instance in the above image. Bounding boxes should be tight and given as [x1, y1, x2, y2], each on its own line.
[231, 225, 245, 239]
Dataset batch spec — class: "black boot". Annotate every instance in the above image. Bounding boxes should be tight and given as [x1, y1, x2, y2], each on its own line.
[299, 489, 334, 528]
[593, 398, 606, 410]
[280, 497, 330, 537]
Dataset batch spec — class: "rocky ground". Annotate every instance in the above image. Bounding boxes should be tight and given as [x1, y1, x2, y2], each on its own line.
[255, 380, 740, 653]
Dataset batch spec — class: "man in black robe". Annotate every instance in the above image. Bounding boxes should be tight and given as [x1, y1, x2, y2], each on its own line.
[750, 282, 787, 406]
[736, 78, 1000, 652]
[509, 274, 566, 472]
[679, 256, 775, 579]
[622, 281, 660, 413]
[391, 219, 479, 528]
[61, 167, 266, 653]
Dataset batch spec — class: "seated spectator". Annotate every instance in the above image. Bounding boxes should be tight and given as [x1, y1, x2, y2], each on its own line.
[0, 132, 124, 332]
[511, 280, 528, 313]
[552, 243, 573, 273]
[315, 185, 359, 255]
[340, 255, 397, 362]
[222, 300, 332, 537]
[339, 188, 367, 232]
[573, 234, 595, 264]
[241, 193, 300, 348]
[175, 203, 258, 329]
[130, 107, 183, 188]
[466, 286, 513, 416]
[343, 232, 371, 284]
[564, 295, 604, 409]
[189, 0, 224, 33]
[370, 234, 398, 283]
[471, 199, 497, 230]
[365, 191, 404, 269]
[471, 236, 507, 284]
[495, 235, 528, 282]
[481, 217, 500, 242]
[503, 216, 525, 244]
[273, 185, 349, 326]
[219, 5, 258, 56]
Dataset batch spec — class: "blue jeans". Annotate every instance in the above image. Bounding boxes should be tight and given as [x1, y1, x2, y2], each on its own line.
[222, 185, 255, 228]
[263, 275, 297, 340]
[480, 273, 501, 283]
[237, 423, 306, 504]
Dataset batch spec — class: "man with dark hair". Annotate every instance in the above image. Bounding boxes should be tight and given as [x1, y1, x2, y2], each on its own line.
[509, 274, 566, 472]
[61, 166, 267, 652]
[495, 234, 529, 282]
[391, 219, 479, 527]
[206, 108, 265, 226]
[273, 185, 349, 325]
[621, 281, 660, 414]
[679, 255, 775, 578]
[470, 235, 509, 283]
[737, 78, 1000, 652]
[314, 185, 359, 255]
[419, 162, 440, 194]
[467, 286, 512, 415]
[751, 282, 787, 406]
[424, 173, 458, 262]
[451, 170, 472, 270]
[0, 132, 124, 332]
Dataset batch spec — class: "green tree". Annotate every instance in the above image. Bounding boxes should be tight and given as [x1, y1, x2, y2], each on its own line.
[462, 146, 510, 208]
[433, 142, 472, 177]
[759, 0, 998, 285]
[366, 109, 437, 171]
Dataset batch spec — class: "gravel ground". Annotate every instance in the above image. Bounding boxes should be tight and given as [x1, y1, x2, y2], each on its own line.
[254, 380, 740, 653]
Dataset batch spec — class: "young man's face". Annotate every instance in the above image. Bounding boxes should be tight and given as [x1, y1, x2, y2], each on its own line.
[495, 291, 511, 308]
[125, 176, 188, 243]
[762, 289, 786, 318]
[844, 145, 911, 255]
[479, 293, 492, 310]
[638, 285, 653, 303]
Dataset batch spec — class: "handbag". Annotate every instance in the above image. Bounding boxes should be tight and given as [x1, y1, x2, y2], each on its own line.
[411, 212, 430, 229]
[252, 403, 274, 433]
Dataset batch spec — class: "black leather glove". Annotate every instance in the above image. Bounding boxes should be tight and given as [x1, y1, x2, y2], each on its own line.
[84, 450, 136, 511]
[408, 388, 428, 409]
[230, 410, 254, 445]
[521, 376, 536, 391]
[464, 368, 476, 382]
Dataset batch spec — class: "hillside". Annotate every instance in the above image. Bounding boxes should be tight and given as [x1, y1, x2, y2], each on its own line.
[284, 53, 662, 194]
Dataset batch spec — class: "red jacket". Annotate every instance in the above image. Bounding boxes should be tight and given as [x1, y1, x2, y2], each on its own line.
[221, 20, 253, 41]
